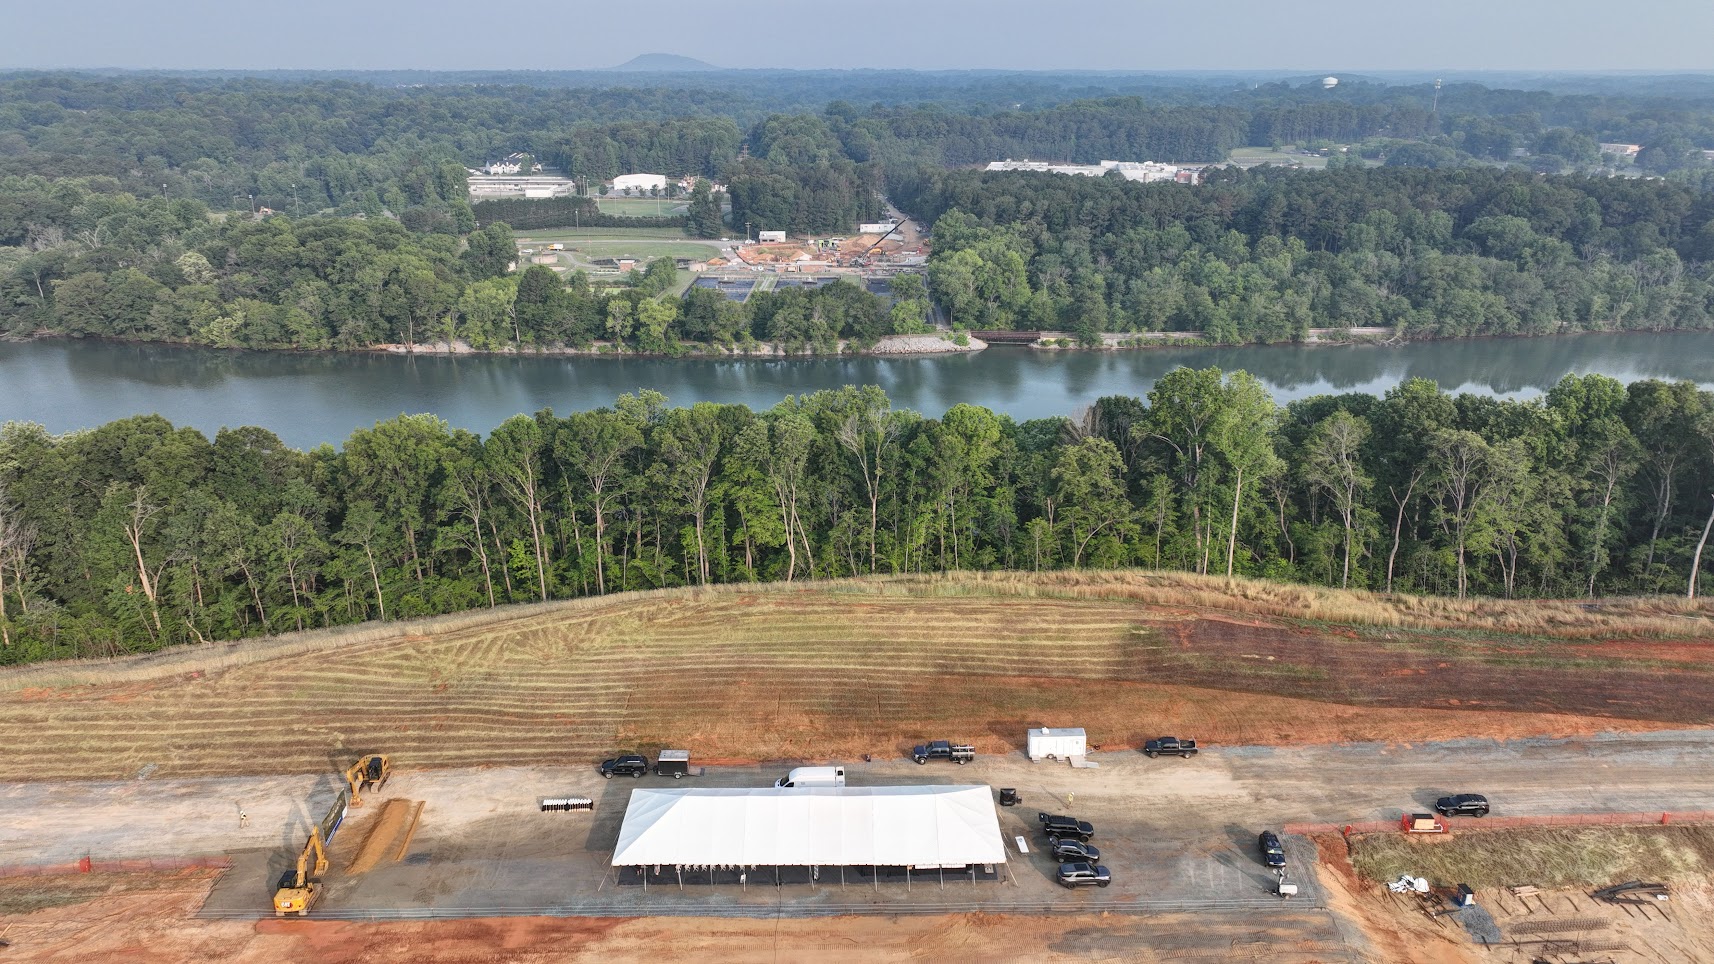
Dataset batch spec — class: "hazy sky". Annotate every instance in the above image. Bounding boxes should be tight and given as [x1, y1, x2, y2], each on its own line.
[4, 0, 1711, 71]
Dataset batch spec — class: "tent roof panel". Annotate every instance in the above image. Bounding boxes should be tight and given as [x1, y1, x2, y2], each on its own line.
[611, 785, 1007, 868]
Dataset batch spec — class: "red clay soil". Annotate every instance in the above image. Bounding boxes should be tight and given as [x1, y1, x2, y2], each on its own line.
[5, 881, 1346, 963]
[1144, 618, 1714, 723]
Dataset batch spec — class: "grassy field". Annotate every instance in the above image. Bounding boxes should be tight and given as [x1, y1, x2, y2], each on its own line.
[1352, 826, 1714, 889]
[595, 197, 688, 217]
[516, 226, 701, 242]
[1229, 146, 1331, 169]
[568, 241, 722, 261]
[0, 571, 1708, 781]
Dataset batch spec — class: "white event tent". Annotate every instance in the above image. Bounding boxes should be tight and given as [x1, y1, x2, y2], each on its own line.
[611, 785, 1007, 870]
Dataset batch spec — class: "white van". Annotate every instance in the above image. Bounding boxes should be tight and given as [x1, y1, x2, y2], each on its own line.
[774, 766, 846, 788]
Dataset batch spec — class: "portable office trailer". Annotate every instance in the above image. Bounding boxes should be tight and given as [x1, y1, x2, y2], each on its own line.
[1026, 727, 1087, 761]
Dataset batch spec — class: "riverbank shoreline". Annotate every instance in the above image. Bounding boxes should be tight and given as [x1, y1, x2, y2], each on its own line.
[7, 330, 1713, 449]
[14, 324, 1708, 361]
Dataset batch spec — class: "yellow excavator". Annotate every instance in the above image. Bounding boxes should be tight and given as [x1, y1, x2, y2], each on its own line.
[344, 754, 391, 808]
[272, 789, 348, 917]
[272, 826, 329, 916]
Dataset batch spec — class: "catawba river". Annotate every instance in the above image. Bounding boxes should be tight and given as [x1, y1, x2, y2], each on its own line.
[2, 331, 1712, 449]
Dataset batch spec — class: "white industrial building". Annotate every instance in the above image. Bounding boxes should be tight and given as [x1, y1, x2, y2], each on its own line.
[986, 159, 1184, 183]
[611, 173, 670, 193]
[612, 785, 1008, 887]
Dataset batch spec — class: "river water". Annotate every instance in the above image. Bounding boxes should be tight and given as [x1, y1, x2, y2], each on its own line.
[3, 332, 1712, 449]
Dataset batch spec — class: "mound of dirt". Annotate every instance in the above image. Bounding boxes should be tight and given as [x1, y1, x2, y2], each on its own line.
[344, 799, 419, 875]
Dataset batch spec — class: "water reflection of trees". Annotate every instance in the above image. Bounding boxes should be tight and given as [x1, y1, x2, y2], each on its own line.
[7, 333, 1714, 447]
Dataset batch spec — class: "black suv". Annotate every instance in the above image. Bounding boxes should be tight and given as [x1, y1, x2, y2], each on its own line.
[1434, 793, 1490, 817]
[1047, 838, 1101, 863]
[1257, 830, 1286, 868]
[599, 754, 649, 778]
[1039, 812, 1095, 842]
[1056, 861, 1111, 888]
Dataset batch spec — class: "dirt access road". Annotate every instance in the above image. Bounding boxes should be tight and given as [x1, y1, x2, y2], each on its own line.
[11, 732, 1714, 962]
[6, 729, 1711, 869]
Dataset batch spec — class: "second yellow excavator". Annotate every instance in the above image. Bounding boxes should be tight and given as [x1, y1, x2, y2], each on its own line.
[343, 754, 391, 807]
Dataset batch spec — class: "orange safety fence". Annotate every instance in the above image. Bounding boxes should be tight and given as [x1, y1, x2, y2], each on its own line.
[1286, 810, 1714, 836]
[0, 854, 233, 878]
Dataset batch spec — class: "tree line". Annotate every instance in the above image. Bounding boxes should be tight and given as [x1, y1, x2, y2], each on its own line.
[888, 165, 1714, 342]
[2, 375, 1712, 664]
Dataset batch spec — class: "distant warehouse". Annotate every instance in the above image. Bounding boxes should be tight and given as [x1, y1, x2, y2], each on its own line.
[611, 173, 670, 192]
[985, 159, 1198, 184]
[612, 785, 1008, 887]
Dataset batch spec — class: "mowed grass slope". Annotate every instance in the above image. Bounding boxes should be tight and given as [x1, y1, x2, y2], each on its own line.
[0, 571, 1710, 781]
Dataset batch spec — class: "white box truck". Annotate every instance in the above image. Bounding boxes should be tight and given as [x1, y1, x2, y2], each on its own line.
[774, 766, 846, 788]
[1027, 727, 1087, 761]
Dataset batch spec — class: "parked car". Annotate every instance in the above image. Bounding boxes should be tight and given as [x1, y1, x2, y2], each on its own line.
[1143, 736, 1198, 758]
[1434, 793, 1490, 817]
[1038, 812, 1095, 842]
[599, 753, 649, 778]
[1047, 838, 1102, 863]
[1056, 861, 1111, 888]
[1258, 830, 1286, 868]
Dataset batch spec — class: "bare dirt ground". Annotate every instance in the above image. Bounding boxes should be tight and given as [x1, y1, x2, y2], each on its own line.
[3, 574, 1712, 960]
[0, 573, 1707, 783]
[1317, 826, 1714, 964]
[0, 873, 1348, 963]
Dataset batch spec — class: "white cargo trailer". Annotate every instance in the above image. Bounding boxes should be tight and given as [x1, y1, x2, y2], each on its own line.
[1026, 727, 1086, 761]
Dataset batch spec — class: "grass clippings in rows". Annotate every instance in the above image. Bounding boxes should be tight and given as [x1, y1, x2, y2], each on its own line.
[1351, 825, 1714, 890]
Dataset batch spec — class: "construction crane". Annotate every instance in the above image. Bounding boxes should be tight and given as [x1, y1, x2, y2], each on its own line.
[272, 790, 348, 917]
[343, 754, 391, 808]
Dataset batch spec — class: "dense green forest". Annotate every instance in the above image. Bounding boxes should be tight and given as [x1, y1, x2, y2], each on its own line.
[4, 72, 1714, 230]
[893, 166, 1714, 341]
[8, 165, 1714, 350]
[4, 71, 1714, 350]
[1, 375, 1710, 663]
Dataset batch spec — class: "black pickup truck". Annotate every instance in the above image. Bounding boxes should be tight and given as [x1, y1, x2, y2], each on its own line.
[912, 740, 975, 765]
[1143, 737, 1198, 758]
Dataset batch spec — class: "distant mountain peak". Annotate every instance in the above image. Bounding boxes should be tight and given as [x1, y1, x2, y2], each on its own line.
[611, 53, 719, 72]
